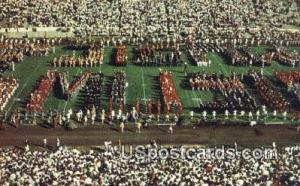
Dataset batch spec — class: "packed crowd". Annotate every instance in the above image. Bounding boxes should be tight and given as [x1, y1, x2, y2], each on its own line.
[1, 145, 300, 185]
[160, 71, 183, 115]
[136, 44, 182, 66]
[0, 77, 19, 111]
[26, 70, 56, 112]
[1, 0, 299, 38]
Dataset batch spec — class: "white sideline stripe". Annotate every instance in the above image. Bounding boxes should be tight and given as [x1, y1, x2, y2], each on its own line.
[155, 123, 176, 126]
[7, 62, 43, 113]
[141, 68, 147, 104]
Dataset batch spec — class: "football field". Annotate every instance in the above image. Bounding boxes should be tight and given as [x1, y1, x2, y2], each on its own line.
[2, 45, 300, 123]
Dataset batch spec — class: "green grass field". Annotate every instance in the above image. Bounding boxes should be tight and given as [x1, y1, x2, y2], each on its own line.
[2, 45, 300, 123]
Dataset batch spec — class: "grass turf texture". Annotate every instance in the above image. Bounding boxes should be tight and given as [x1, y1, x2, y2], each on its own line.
[2, 45, 300, 123]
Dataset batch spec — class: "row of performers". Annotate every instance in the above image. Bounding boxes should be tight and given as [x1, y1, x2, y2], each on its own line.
[188, 73, 244, 91]
[275, 71, 300, 86]
[110, 71, 128, 103]
[0, 40, 50, 57]
[160, 71, 183, 115]
[27, 71, 56, 112]
[186, 42, 210, 67]
[274, 48, 299, 67]
[249, 71, 289, 113]
[276, 70, 300, 101]
[67, 71, 91, 99]
[27, 70, 91, 112]
[53, 49, 104, 68]
[65, 40, 105, 50]
[0, 40, 51, 72]
[114, 45, 128, 66]
[188, 73, 258, 112]
[0, 77, 19, 111]
[138, 42, 180, 52]
[80, 73, 104, 111]
[136, 47, 182, 66]
[108, 71, 128, 119]
[0, 50, 23, 63]
[191, 71, 289, 113]
[107, 97, 178, 121]
[223, 47, 273, 66]
[0, 50, 23, 73]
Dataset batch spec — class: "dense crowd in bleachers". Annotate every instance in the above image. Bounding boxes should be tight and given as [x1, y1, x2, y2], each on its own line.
[0, 145, 300, 185]
[1, 0, 300, 39]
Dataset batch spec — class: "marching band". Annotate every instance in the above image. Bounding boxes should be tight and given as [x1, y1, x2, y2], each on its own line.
[114, 46, 128, 66]
[27, 71, 56, 112]
[0, 77, 19, 111]
[160, 71, 183, 115]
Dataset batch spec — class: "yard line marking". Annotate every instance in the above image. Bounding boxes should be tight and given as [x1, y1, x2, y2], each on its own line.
[140, 67, 147, 103]
[183, 89, 193, 108]
[192, 90, 202, 107]
[124, 71, 127, 105]
[218, 59, 229, 75]
[263, 68, 272, 76]
[7, 62, 43, 114]
[63, 100, 68, 114]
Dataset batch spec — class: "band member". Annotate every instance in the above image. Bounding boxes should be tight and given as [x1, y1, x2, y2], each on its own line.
[120, 122, 125, 133]
[148, 99, 153, 115]
[135, 98, 140, 114]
